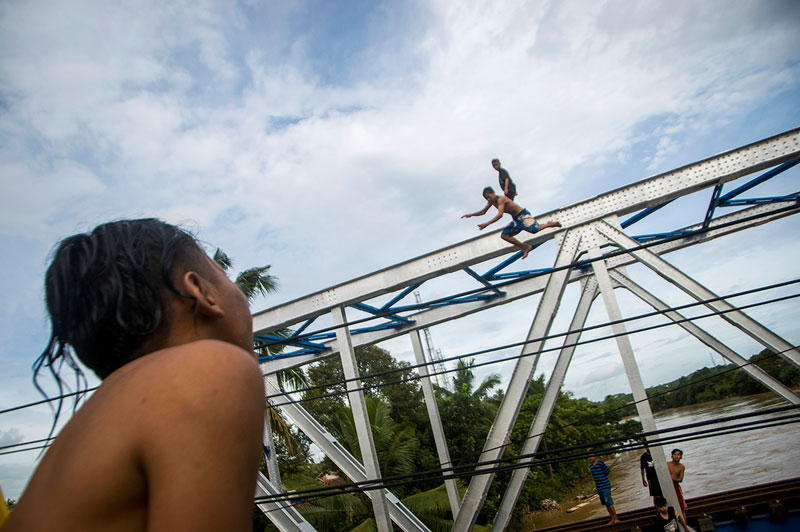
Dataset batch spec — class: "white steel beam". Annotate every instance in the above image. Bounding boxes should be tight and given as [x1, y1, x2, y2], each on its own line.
[492, 277, 599, 531]
[332, 306, 393, 532]
[259, 200, 799, 375]
[587, 240, 681, 517]
[408, 329, 461, 519]
[253, 128, 800, 334]
[263, 378, 282, 486]
[255, 473, 316, 532]
[452, 229, 584, 531]
[611, 270, 800, 405]
[409, 330, 461, 519]
[595, 220, 800, 367]
[264, 378, 431, 532]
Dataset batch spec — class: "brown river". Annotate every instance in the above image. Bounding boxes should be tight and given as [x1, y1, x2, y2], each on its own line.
[526, 391, 800, 529]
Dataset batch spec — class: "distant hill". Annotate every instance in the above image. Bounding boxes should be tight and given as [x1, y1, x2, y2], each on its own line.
[601, 348, 800, 415]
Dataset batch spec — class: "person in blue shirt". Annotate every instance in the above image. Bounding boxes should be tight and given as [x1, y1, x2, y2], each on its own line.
[589, 448, 621, 525]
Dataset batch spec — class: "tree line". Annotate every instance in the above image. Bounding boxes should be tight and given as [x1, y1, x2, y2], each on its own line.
[600, 348, 800, 417]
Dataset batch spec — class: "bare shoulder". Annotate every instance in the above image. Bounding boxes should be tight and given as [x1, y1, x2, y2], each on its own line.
[130, 340, 264, 411]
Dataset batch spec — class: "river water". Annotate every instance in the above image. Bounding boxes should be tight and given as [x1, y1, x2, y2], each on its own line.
[526, 391, 800, 529]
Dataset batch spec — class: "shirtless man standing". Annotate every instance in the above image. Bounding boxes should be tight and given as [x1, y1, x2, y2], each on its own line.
[462, 186, 561, 259]
[4, 219, 265, 532]
[668, 448, 688, 519]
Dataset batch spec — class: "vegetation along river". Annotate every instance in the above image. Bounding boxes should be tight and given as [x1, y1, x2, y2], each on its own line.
[527, 391, 800, 529]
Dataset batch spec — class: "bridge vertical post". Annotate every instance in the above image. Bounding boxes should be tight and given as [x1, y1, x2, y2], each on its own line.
[452, 229, 583, 531]
[492, 277, 599, 531]
[587, 242, 681, 515]
[331, 305, 393, 532]
[610, 270, 800, 405]
[409, 329, 461, 519]
[263, 379, 430, 532]
[263, 380, 283, 486]
[595, 221, 800, 367]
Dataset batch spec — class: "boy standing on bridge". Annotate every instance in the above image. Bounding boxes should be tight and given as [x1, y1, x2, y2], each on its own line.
[668, 448, 688, 518]
[491, 158, 517, 200]
[462, 186, 561, 259]
[588, 448, 621, 525]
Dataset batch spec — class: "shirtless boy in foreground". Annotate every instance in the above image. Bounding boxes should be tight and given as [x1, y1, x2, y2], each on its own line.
[668, 448, 688, 519]
[462, 186, 561, 259]
[4, 219, 265, 532]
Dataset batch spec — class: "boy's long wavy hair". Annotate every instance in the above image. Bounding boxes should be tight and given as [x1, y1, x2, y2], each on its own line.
[34, 218, 204, 434]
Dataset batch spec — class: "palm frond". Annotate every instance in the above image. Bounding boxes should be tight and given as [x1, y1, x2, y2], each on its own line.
[235, 265, 279, 303]
[213, 248, 233, 271]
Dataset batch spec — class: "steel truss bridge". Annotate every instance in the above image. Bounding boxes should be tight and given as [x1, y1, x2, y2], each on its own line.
[252, 128, 800, 532]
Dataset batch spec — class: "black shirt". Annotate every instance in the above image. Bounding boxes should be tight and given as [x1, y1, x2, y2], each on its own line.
[497, 167, 517, 199]
[653, 506, 679, 532]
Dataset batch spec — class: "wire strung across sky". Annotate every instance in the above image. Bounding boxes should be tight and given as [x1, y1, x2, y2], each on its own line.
[6, 343, 796, 462]
[263, 291, 800, 409]
[261, 277, 800, 400]
[2, 288, 796, 466]
[253, 404, 800, 507]
[4, 203, 797, 417]
[5, 274, 795, 419]
[252, 202, 800, 348]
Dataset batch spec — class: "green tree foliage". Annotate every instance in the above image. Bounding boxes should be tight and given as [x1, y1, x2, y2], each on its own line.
[438, 359, 501, 471]
[329, 397, 420, 495]
[645, 348, 800, 411]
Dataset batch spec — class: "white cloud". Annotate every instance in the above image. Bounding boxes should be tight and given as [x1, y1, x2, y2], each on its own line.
[0, 0, 798, 498]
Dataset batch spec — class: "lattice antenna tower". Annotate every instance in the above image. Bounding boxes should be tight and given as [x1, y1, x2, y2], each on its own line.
[414, 290, 451, 391]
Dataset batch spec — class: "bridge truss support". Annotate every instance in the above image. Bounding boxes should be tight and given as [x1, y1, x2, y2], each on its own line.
[253, 128, 800, 530]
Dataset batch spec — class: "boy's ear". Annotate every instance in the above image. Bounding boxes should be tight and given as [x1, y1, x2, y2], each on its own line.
[179, 270, 225, 318]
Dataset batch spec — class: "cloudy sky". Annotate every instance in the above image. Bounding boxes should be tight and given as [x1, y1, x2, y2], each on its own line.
[1, 0, 799, 500]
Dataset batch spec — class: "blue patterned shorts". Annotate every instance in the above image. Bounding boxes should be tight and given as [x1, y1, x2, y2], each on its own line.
[502, 209, 539, 236]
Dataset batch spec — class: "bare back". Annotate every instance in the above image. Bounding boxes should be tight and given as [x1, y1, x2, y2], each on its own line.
[5, 340, 264, 532]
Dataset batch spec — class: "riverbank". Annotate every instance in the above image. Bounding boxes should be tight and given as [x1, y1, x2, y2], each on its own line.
[514, 390, 800, 530]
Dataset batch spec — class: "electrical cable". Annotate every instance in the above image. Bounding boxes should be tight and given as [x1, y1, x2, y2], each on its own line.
[256, 408, 800, 505]
[253, 406, 800, 506]
[263, 278, 800, 401]
[264, 294, 800, 409]
[5, 277, 794, 419]
[257, 415, 800, 511]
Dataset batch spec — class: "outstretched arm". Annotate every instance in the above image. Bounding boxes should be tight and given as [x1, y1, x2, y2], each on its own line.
[478, 198, 506, 230]
[462, 201, 492, 219]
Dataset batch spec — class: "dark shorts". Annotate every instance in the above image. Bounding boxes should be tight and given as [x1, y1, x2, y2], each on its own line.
[502, 209, 539, 237]
[598, 489, 614, 506]
[648, 477, 662, 497]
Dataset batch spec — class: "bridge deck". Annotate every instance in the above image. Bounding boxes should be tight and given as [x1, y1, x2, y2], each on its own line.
[533, 477, 800, 531]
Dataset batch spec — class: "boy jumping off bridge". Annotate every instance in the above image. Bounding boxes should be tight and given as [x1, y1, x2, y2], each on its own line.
[462, 186, 561, 259]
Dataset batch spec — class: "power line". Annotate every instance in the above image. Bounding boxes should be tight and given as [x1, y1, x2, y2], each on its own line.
[264, 293, 800, 409]
[264, 278, 800, 401]
[253, 406, 800, 506]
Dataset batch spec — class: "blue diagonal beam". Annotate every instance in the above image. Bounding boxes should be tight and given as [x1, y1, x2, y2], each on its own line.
[723, 194, 800, 206]
[717, 159, 800, 205]
[702, 183, 725, 229]
[351, 302, 413, 325]
[381, 283, 423, 310]
[621, 199, 675, 228]
[290, 317, 317, 338]
[483, 244, 544, 279]
[463, 267, 504, 295]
